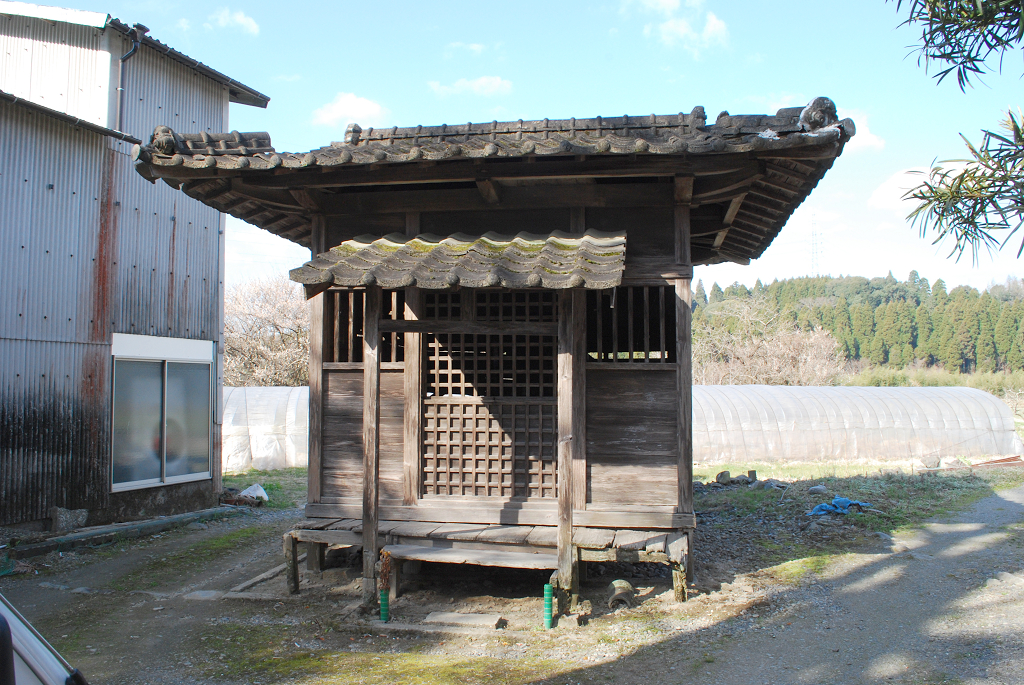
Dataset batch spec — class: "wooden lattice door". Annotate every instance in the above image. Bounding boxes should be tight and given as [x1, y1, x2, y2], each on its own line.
[421, 292, 558, 498]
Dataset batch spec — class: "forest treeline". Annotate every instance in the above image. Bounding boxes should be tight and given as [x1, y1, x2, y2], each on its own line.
[694, 272, 1024, 375]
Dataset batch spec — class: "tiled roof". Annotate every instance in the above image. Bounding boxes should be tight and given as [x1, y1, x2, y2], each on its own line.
[289, 230, 626, 290]
[131, 98, 855, 265]
[134, 98, 852, 172]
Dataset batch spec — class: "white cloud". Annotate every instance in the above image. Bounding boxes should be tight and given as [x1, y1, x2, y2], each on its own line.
[428, 76, 512, 97]
[207, 8, 259, 35]
[653, 11, 727, 55]
[839, 109, 885, 153]
[176, 18, 190, 31]
[868, 168, 927, 213]
[445, 42, 485, 57]
[311, 93, 387, 129]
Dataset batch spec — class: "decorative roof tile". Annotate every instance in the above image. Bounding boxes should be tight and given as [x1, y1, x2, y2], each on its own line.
[289, 230, 626, 290]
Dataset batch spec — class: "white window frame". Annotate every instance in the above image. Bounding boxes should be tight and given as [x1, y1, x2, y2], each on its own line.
[111, 334, 215, 493]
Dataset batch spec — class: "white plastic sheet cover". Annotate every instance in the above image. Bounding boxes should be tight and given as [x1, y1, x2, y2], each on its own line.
[222, 386, 308, 472]
[693, 385, 1024, 464]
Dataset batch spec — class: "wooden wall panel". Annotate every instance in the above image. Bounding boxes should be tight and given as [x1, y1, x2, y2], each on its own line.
[586, 207, 674, 259]
[586, 369, 678, 506]
[321, 369, 405, 502]
[421, 209, 571, 237]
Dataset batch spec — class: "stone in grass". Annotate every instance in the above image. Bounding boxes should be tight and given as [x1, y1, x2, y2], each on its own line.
[50, 507, 87, 533]
[808, 484, 828, 495]
[423, 612, 507, 629]
[715, 471, 732, 485]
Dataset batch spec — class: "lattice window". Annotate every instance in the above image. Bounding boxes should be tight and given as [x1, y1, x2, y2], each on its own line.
[586, 286, 677, 363]
[422, 289, 558, 499]
[474, 291, 556, 323]
[425, 334, 555, 398]
[422, 402, 556, 497]
[422, 292, 461, 320]
[326, 289, 404, 363]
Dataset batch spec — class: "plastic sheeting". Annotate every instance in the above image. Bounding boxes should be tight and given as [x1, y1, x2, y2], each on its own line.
[222, 387, 308, 473]
[694, 385, 1023, 463]
[223, 385, 1023, 471]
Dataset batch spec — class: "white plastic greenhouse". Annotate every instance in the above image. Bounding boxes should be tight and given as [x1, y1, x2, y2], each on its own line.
[220, 385, 1022, 471]
[693, 385, 1022, 463]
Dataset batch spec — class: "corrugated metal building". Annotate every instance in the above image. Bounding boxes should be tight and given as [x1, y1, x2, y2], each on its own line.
[0, 2, 269, 526]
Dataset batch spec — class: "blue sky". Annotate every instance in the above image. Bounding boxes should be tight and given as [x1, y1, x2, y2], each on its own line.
[60, 0, 1024, 289]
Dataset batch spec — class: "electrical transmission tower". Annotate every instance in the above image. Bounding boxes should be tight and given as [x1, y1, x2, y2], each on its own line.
[810, 213, 821, 277]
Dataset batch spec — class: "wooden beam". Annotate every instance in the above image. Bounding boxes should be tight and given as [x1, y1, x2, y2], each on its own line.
[362, 286, 382, 605]
[673, 175, 694, 205]
[379, 320, 557, 335]
[556, 291, 575, 595]
[240, 155, 764, 190]
[712, 229, 729, 248]
[318, 183, 676, 215]
[475, 179, 502, 204]
[571, 290, 587, 511]
[403, 287, 422, 505]
[307, 215, 326, 505]
[723, 194, 746, 226]
[690, 169, 761, 201]
[289, 188, 323, 212]
[675, 205, 692, 266]
[676, 279, 693, 516]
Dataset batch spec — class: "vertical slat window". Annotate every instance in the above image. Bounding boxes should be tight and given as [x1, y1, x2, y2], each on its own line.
[326, 289, 404, 363]
[586, 286, 677, 363]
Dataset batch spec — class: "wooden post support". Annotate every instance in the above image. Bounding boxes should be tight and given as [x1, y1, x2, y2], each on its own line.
[307, 542, 326, 574]
[403, 287, 422, 506]
[557, 290, 576, 611]
[362, 286, 382, 605]
[283, 533, 300, 594]
[676, 278, 693, 515]
[571, 289, 587, 512]
[389, 561, 401, 604]
[307, 215, 327, 505]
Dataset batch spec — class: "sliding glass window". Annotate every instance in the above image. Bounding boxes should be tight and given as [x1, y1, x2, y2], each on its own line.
[111, 335, 214, 492]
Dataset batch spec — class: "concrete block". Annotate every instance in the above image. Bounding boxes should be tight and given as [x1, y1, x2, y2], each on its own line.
[423, 612, 507, 629]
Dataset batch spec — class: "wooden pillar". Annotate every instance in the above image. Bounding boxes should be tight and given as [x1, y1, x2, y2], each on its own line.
[556, 290, 576, 609]
[362, 286, 382, 605]
[675, 196, 694, 520]
[571, 289, 587, 512]
[307, 215, 327, 505]
[403, 213, 422, 506]
[403, 287, 422, 505]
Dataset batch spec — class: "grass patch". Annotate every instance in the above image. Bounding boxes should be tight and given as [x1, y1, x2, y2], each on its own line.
[223, 467, 308, 510]
[769, 553, 833, 584]
[194, 623, 561, 684]
[111, 525, 272, 591]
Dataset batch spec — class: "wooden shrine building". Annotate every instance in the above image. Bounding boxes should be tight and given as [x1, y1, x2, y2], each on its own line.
[133, 98, 855, 603]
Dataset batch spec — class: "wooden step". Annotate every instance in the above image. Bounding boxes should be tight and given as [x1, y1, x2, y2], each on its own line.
[382, 544, 557, 570]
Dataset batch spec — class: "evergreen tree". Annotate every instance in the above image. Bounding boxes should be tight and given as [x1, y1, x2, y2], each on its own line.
[831, 298, 856, 359]
[694, 279, 708, 307]
[709, 282, 724, 304]
[868, 304, 889, 365]
[994, 304, 1017, 366]
[914, 304, 933, 363]
[851, 304, 875, 359]
[976, 294, 998, 372]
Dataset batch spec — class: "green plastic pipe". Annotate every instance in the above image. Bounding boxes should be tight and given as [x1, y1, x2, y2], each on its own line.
[379, 589, 389, 623]
[543, 583, 553, 629]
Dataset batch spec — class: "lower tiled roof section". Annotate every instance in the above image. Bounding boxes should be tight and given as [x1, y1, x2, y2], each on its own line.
[290, 230, 626, 290]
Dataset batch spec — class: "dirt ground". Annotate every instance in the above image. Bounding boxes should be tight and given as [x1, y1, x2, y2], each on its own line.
[2, 468, 1023, 685]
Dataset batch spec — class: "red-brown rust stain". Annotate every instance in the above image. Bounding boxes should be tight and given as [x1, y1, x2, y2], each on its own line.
[84, 144, 120, 404]
[167, 200, 177, 334]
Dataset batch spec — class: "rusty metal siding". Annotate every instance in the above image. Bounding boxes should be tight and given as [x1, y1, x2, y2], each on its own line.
[0, 33, 229, 524]
[0, 100, 113, 524]
[110, 35, 227, 341]
[0, 13, 111, 126]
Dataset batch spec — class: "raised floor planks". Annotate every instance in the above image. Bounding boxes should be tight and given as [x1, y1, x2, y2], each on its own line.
[295, 519, 685, 554]
[382, 544, 558, 570]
